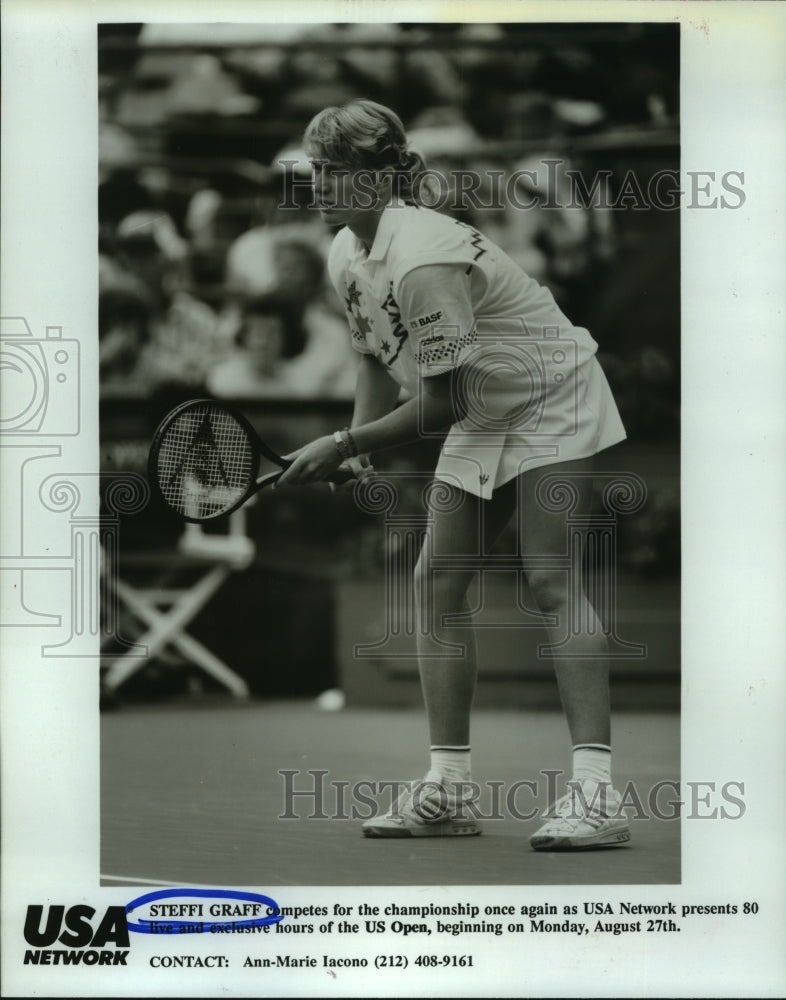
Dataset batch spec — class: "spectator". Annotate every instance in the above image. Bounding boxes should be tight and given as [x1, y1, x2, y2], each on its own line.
[273, 238, 358, 398]
[114, 210, 227, 391]
[98, 283, 153, 392]
[224, 230, 358, 398]
[207, 292, 308, 399]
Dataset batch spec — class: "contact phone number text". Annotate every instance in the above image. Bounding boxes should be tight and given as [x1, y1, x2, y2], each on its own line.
[375, 954, 474, 969]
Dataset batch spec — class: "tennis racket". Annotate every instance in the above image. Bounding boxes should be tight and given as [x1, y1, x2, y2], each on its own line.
[148, 398, 351, 523]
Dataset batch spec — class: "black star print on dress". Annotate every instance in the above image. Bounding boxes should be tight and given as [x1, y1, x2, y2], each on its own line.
[345, 280, 374, 348]
[345, 280, 362, 310]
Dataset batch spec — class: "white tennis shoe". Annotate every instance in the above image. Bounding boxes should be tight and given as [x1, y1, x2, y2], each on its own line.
[361, 773, 481, 838]
[530, 780, 630, 851]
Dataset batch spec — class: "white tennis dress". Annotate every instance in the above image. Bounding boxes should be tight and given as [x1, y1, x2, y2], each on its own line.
[327, 201, 626, 499]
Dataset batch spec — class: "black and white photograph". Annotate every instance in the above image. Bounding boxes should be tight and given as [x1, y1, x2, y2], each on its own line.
[97, 16, 682, 887]
[1, 2, 785, 997]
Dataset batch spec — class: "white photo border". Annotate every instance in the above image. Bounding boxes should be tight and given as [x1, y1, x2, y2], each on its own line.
[1, 1, 785, 997]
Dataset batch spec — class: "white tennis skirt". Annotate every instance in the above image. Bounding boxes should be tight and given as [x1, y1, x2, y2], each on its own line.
[434, 356, 627, 499]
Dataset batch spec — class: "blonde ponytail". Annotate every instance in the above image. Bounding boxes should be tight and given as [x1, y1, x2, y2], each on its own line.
[303, 99, 429, 206]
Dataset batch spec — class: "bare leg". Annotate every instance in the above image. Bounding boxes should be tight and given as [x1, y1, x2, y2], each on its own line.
[516, 457, 610, 746]
[413, 483, 516, 747]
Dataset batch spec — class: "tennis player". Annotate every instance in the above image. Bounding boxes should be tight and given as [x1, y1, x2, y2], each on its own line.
[276, 100, 630, 850]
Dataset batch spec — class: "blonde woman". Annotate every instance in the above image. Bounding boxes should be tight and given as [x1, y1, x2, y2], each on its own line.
[277, 100, 629, 851]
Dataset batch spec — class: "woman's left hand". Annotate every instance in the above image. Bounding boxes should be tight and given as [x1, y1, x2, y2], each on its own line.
[276, 436, 343, 486]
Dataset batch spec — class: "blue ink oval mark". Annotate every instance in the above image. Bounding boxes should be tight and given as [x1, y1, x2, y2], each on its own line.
[125, 888, 284, 934]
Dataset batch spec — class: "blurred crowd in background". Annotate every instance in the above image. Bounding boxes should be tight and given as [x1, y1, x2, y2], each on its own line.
[98, 22, 681, 583]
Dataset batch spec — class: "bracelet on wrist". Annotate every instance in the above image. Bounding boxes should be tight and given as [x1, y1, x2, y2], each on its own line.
[333, 430, 351, 462]
[342, 426, 359, 458]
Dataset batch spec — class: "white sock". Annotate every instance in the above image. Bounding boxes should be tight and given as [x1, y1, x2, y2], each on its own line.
[572, 744, 612, 785]
[428, 746, 471, 783]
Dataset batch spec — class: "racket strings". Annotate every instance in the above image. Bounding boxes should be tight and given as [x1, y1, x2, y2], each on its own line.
[156, 405, 255, 518]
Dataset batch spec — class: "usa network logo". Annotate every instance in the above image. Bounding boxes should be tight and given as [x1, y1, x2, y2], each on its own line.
[23, 904, 130, 966]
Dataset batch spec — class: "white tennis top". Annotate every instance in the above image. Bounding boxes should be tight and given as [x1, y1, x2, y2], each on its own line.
[327, 200, 626, 498]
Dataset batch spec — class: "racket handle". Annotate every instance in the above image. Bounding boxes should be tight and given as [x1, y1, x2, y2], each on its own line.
[256, 467, 355, 489]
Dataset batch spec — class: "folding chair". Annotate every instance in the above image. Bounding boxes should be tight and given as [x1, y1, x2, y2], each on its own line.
[101, 508, 255, 699]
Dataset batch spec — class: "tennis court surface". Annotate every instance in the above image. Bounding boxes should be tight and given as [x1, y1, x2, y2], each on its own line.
[101, 702, 679, 887]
